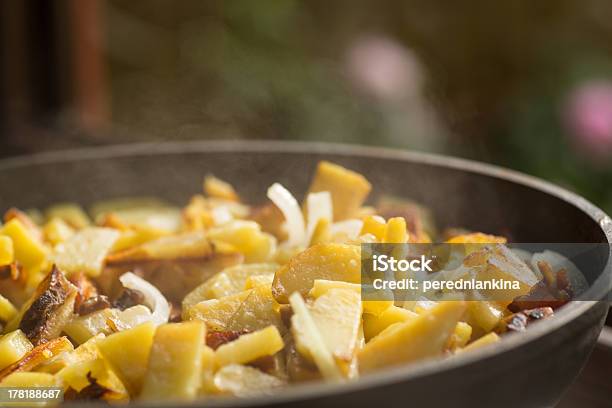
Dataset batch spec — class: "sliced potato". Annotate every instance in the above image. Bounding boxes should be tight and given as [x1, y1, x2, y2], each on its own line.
[307, 161, 371, 220]
[288, 293, 343, 381]
[0, 235, 14, 265]
[207, 221, 277, 263]
[96, 322, 156, 395]
[215, 325, 284, 367]
[57, 357, 128, 402]
[36, 333, 103, 374]
[382, 217, 409, 243]
[106, 231, 213, 264]
[0, 294, 18, 322]
[293, 289, 361, 364]
[0, 330, 33, 371]
[359, 215, 386, 241]
[447, 322, 472, 351]
[0, 219, 48, 271]
[272, 243, 361, 303]
[466, 300, 505, 333]
[308, 279, 393, 316]
[141, 321, 205, 401]
[198, 345, 216, 395]
[186, 285, 284, 334]
[42, 218, 75, 247]
[363, 306, 417, 341]
[44, 203, 91, 229]
[52, 228, 119, 277]
[18, 266, 78, 346]
[204, 175, 240, 202]
[183, 263, 278, 308]
[244, 274, 274, 290]
[63, 308, 118, 345]
[213, 364, 285, 396]
[358, 301, 466, 373]
[0, 337, 73, 381]
[458, 332, 500, 353]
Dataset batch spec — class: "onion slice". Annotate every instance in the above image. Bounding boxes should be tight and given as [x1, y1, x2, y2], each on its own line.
[119, 272, 170, 326]
[330, 219, 364, 241]
[305, 191, 333, 245]
[267, 183, 306, 247]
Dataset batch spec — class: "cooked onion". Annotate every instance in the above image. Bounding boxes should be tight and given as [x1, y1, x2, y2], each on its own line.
[119, 272, 170, 326]
[330, 219, 363, 241]
[267, 183, 306, 247]
[305, 191, 333, 244]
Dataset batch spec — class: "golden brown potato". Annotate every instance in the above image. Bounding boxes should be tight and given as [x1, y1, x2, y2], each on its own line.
[272, 243, 361, 303]
[307, 161, 371, 221]
[186, 285, 284, 335]
[358, 301, 466, 373]
[18, 266, 78, 346]
[141, 322, 206, 401]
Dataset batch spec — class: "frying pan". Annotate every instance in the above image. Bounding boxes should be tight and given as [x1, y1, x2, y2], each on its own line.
[0, 141, 610, 408]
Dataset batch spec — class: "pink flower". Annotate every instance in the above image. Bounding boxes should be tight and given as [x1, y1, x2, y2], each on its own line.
[564, 80, 612, 159]
[346, 35, 421, 101]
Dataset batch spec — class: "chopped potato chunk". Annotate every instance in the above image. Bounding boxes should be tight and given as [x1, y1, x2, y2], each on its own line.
[0, 330, 33, 371]
[363, 306, 417, 341]
[43, 218, 75, 246]
[186, 285, 284, 334]
[459, 332, 500, 353]
[289, 293, 343, 381]
[307, 161, 371, 220]
[272, 243, 361, 303]
[141, 322, 206, 401]
[183, 263, 278, 308]
[293, 289, 361, 364]
[53, 228, 119, 277]
[0, 219, 48, 271]
[208, 221, 277, 263]
[0, 294, 18, 322]
[45, 203, 91, 229]
[96, 322, 155, 395]
[213, 364, 285, 396]
[204, 175, 240, 202]
[358, 301, 466, 373]
[215, 325, 284, 367]
[0, 235, 14, 265]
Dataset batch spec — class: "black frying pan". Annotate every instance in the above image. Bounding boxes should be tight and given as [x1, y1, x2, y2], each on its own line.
[0, 141, 610, 408]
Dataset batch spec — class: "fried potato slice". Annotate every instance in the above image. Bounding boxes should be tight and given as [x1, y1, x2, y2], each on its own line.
[186, 285, 284, 334]
[292, 288, 361, 365]
[358, 301, 466, 373]
[96, 322, 155, 395]
[106, 231, 214, 263]
[53, 228, 120, 277]
[214, 325, 284, 367]
[182, 263, 278, 309]
[307, 161, 371, 221]
[272, 243, 361, 303]
[0, 330, 33, 371]
[213, 364, 285, 396]
[0, 336, 73, 381]
[141, 322, 206, 401]
[18, 266, 77, 346]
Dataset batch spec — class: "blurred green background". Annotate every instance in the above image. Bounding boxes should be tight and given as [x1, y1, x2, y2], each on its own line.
[1, 0, 612, 212]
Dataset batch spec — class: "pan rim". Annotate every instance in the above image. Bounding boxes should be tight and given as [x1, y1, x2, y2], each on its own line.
[0, 139, 610, 407]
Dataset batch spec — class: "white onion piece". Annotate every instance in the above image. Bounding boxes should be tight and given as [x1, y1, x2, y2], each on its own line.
[330, 219, 364, 241]
[305, 191, 333, 244]
[212, 206, 233, 226]
[267, 183, 306, 247]
[119, 272, 170, 326]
